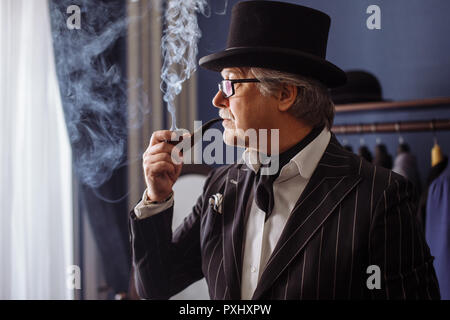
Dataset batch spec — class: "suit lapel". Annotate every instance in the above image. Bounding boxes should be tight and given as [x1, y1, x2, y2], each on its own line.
[222, 164, 255, 299]
[252, 135, 363, 299]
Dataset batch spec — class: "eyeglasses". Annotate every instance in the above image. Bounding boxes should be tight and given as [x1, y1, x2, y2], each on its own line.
[218, 78, 260, 98]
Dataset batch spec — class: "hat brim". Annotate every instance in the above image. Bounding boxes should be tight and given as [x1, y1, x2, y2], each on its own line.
[199, 47, 347, 88]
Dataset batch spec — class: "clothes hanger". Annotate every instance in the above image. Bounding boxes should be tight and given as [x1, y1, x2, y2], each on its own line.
[358, 124, 365, 147]
[371, 123, 393, 169]
[341, 125, 353, 152]
[342, 125, 349, 146]
[370, 123, 382, 145]
[395, 122, 404, 145]
[357, 124, 373, 162]
[395, 122, 409, 154]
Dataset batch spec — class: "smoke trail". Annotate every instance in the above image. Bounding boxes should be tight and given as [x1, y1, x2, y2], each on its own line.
[161, 0, 210, 131]
[49, 0, 148, 189]
[49, 0, 227, 189]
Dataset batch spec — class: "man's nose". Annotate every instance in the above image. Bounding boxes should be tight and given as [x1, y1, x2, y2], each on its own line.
[212, 90, 228, 109]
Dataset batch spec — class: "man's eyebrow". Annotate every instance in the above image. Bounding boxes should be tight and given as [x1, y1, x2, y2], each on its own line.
[221, 71, 232, 78]
[221, 68, 242, 79]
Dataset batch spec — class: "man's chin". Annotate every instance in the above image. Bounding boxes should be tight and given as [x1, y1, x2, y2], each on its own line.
[223, 129, 246, 148]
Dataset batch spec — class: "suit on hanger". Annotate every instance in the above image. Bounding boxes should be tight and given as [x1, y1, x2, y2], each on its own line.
[426, 165, 450, 299]
[129, 134, 440, 299]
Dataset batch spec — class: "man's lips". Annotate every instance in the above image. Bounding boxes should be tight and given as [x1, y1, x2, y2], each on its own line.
[221, 118, 234, 128]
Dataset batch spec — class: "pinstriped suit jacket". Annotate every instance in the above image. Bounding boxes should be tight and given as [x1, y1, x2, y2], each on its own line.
[129, 134, 440, 300]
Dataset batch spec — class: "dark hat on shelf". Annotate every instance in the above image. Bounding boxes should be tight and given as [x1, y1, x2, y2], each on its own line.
[199, 0, 347, 88]
[330, 70, 384, 104]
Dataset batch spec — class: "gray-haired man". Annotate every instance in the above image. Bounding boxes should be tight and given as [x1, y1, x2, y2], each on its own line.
[130, 1, 440, 300]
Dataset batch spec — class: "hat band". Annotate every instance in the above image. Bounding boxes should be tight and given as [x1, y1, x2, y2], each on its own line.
[224, 46, 325, 60]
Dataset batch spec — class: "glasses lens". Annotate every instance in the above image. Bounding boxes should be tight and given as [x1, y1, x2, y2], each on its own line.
[220, 80, 233, 97]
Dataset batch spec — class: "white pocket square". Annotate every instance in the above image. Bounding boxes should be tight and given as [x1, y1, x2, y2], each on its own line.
[208, 193, 223, 214]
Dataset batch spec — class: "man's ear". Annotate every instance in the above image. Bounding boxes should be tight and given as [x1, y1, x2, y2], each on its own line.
[277, 84, 297, 112]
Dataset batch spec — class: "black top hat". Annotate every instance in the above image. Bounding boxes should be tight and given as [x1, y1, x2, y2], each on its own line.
[330, 70, 384, 104]
[199, 0, 346, 88]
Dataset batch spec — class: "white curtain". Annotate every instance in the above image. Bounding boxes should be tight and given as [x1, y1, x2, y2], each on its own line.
[0, 0, 73, 299]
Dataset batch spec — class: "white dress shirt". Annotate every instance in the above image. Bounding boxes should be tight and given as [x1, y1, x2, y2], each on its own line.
[134, 128, 331, 300]
[239, 127, 330, 299]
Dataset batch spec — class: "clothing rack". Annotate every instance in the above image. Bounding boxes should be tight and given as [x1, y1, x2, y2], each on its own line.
[332, 119, 450, 135]
[332, 96, 450, 134]
[334, 97, 450, 113]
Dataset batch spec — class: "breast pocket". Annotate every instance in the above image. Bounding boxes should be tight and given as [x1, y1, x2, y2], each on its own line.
[200, 205, 222, 251]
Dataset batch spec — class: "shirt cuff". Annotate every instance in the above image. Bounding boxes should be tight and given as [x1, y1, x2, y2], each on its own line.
[133, 189, 174, 220]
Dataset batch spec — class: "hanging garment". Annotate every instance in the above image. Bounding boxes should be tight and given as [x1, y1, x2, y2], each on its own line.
[373, 143, 393, 169]
[392, 143, 421, 193]
[417, 156, 448, 230]
[426, 165, 450, 299]
[432, 142, 444, 167]
[358, 145, 373, 163]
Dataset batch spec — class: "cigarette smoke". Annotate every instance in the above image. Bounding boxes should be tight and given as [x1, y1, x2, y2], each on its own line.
[49, 0, 227, 189]
[161, 0, 209, 131]
[49, 0, 133, 189]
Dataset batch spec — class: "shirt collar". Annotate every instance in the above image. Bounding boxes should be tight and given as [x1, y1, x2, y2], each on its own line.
[241, 127, 331, 181]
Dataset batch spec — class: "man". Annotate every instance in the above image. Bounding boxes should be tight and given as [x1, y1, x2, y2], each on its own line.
[129, 1, 440, 299]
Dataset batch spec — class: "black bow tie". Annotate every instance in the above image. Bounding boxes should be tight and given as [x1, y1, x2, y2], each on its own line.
[254, 125, 324, 220]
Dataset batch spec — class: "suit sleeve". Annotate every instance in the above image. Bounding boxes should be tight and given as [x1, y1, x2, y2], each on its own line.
[129, 170, 215, 299]
[369, 177, 441, 299]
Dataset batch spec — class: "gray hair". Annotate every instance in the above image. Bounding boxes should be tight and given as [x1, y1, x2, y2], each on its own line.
[248, 67, 335, 129]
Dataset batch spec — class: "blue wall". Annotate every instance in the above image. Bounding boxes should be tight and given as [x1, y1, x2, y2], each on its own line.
[197, 0, 450, 183]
